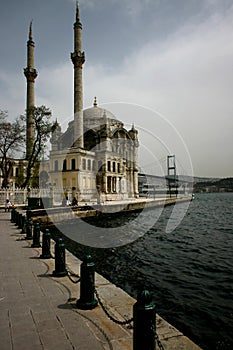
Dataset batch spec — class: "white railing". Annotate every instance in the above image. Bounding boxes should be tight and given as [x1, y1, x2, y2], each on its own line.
[0, 187, 98, 206]
[0, 189, 28, 205]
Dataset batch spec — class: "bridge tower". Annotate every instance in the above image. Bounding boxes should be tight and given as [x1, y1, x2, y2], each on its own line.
[166, 155, 179, 197]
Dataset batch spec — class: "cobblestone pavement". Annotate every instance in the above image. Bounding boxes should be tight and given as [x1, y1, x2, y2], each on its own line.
[0, 211, 120, 350]
[0, 210, 201, 350]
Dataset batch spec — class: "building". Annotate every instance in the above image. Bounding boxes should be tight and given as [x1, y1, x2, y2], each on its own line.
[48, 3, 139, 203]
[1, 3, 139, 203]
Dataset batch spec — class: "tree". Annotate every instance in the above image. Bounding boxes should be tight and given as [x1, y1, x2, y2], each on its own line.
[21, 105, 53, 188]
[0, 111, 25, 188]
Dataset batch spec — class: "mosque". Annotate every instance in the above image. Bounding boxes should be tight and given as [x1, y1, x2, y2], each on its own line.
[24, 3, 139, 203]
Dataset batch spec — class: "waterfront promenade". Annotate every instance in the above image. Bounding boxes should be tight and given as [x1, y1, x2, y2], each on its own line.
[0, 210, 201, 349]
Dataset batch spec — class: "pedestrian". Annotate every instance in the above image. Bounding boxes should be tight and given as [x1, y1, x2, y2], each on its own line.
[72, 197, 78, 206]
[62, 196, 70, 206]
[5, 199, 11, 212]
[66, 196, 71, 206]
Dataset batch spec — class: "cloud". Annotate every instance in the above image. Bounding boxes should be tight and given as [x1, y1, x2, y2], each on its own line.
[75, 0, 158, 18]
[0, 70, 25, 119]
[37, 63, 73, 129]
[81, 4, 233, 176]
[2, 0, 232, 176]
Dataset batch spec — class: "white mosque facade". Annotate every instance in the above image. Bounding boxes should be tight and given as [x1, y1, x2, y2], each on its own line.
[47, 4, 139, 203]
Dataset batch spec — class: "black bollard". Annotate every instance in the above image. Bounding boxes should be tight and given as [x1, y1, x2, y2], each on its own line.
[31, 223, 41, 248]
[133, 290, 156, 350]
[18, 213, 23, 230]
[11, 208, 16, 222]
[15, 211, 19, 226]
[76, 255, 98, 310]
[26, 207, 31, 220]
[40, 229, 52, 259]
[25, 219, 33, 240]
[21, 215, 26, 234]
[52, 238, 68, 277]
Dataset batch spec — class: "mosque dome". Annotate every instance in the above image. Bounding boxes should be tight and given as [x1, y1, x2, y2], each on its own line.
[83, 97, 117, 121]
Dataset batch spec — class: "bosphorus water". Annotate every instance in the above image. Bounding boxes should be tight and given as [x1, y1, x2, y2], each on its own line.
[59, 192, 233, 349]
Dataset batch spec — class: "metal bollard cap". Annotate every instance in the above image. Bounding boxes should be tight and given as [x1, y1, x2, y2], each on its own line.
[82, 255, 95, 267]
[57, 237, 65, 246]
[44, 229, 51, 236]
[137, 290, 155, 309]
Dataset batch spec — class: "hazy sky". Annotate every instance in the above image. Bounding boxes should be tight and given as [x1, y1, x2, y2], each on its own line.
[0, 0, 233, 178]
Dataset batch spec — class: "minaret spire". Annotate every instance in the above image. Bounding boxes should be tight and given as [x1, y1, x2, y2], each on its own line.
[71, 2, 85, 148]
[24, 21, 38, 159]
[29, 20, 33, 40]
[76, 1, 80, 21]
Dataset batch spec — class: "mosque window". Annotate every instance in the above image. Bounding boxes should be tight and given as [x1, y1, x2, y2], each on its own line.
[92, 160, 96, 171]
[71, 158, 76, 170]
[117, 163, 120, 173]
[112, 177, 117, 192]
[107, 161, 111, 172]
[62, 159, 67, 171]
[54, 160, 58, 171]
[87, 159, 91, 170]
[15, 168, 19, 177]
[98, 160, 102, 171]
[113, 162, 116, 172]
[82, 158, 86, 170]
[107, 176, 111, 193]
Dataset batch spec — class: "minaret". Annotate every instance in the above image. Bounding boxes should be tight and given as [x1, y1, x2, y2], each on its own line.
[71, 1, 85, 148]
[24, 21, 38, 159]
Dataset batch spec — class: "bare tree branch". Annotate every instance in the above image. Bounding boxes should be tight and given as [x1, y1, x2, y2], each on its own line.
[21, 105, 53, 188]
[0, 111, 25, 187]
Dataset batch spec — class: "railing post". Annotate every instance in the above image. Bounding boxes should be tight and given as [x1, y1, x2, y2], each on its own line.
[31, 223, 41, 248]
[52, 238, 68, 277]
[76, 255, 98, 310]
[40, 229, 52, 259]
[133, 290, 156, 350]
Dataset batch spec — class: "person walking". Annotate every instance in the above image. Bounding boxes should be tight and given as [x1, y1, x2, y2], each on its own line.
[5, 199, 11, 212]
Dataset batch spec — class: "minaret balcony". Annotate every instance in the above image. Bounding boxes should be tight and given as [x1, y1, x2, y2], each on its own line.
[24, 67, 38, 81]
[71, 51, 85, 68]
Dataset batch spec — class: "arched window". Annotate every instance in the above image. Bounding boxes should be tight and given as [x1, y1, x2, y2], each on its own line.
[82, 158, 86, 170]
[87, 159, 91, 171]
[63, 159, 67, 171]
[54, 160, 58, 171]
[71, 158, 76, 170]
[98, 160, 102, 172]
